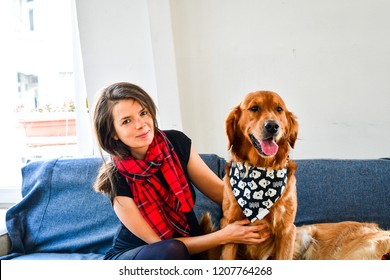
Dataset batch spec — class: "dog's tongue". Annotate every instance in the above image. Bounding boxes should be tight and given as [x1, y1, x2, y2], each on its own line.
[260, 138, 279, 156]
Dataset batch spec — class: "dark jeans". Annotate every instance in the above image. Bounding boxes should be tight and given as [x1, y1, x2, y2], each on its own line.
[104, 226, 190, 260]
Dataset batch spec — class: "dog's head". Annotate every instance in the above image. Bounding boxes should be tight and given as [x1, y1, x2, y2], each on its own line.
[226, 91, 298, 165]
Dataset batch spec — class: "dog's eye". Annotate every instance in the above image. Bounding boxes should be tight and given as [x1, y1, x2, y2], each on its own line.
[276, 106, 283, 113]
[250, 106, 260, 112]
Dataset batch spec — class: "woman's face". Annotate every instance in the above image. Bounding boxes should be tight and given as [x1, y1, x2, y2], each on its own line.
[112, 99, 154, 159]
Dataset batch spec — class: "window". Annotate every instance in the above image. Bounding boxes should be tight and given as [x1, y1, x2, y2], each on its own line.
[0, 0, 92, 208]
[14, 0, 35, 33]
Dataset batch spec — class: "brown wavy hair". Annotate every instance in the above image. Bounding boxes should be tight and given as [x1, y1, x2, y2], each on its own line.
[92, 82, 158, 202]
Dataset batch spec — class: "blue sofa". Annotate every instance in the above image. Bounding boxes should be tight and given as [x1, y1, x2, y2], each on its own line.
[1, 155, 389, 260]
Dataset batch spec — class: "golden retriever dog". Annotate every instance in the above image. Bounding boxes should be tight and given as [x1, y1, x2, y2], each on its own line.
[218, 90, 299, 260]
[294, 221, 390, 260]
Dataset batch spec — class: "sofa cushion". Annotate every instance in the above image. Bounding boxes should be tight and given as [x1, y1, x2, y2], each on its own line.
[3, 156, 121, 259]
[193, 154, 225, 227]
[294, 159, 390, 230]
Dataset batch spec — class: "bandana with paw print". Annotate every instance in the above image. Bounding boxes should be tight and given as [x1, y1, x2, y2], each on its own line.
[229, 161, 288, 222]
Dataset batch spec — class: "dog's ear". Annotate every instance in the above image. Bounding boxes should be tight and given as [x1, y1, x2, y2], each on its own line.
[225, 105, 241, 150]
[286, 111, 298, 149]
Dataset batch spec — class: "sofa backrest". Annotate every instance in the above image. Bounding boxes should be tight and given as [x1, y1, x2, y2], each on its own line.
[294, 159, 390, 230]
[192, 154, 225, 225]
[6, 156, 121, 256]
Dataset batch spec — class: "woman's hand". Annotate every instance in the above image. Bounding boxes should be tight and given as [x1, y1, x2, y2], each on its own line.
[220, 219, 272, 245]
[176, 218, 271, 255]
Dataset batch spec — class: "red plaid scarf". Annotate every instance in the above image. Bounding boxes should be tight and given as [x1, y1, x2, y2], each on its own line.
[114, 130, 194, 239]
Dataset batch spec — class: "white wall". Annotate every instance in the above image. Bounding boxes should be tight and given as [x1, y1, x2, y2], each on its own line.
[76, 0, 390, 160]
[75, 0, 182, 131]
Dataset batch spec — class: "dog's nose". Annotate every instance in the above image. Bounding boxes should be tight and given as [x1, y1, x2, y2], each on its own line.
[264, 120, 280, 135]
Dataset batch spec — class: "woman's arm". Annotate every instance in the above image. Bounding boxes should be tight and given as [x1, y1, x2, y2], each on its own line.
[187, 145, 224, 205]
[113, 196, 161, 244]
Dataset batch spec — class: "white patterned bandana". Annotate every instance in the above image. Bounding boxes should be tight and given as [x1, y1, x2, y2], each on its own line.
[229, 161, 288, 222]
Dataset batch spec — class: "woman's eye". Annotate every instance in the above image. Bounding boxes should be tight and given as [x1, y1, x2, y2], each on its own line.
[140, 110, 148, 116]
[122, 119, 131, 125]
[250, 106, 260, 112]
[276, 106, 283, 112]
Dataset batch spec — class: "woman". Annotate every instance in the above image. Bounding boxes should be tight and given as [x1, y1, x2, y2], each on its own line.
[93, 82, 270, 260]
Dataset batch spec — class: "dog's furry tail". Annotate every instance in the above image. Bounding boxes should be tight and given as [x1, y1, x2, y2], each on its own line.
[199, 212, 216, 234]
[198, 212, 221, 259]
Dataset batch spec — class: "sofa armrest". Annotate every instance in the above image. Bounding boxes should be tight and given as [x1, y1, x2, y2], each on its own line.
[0, 232, 11, 256]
